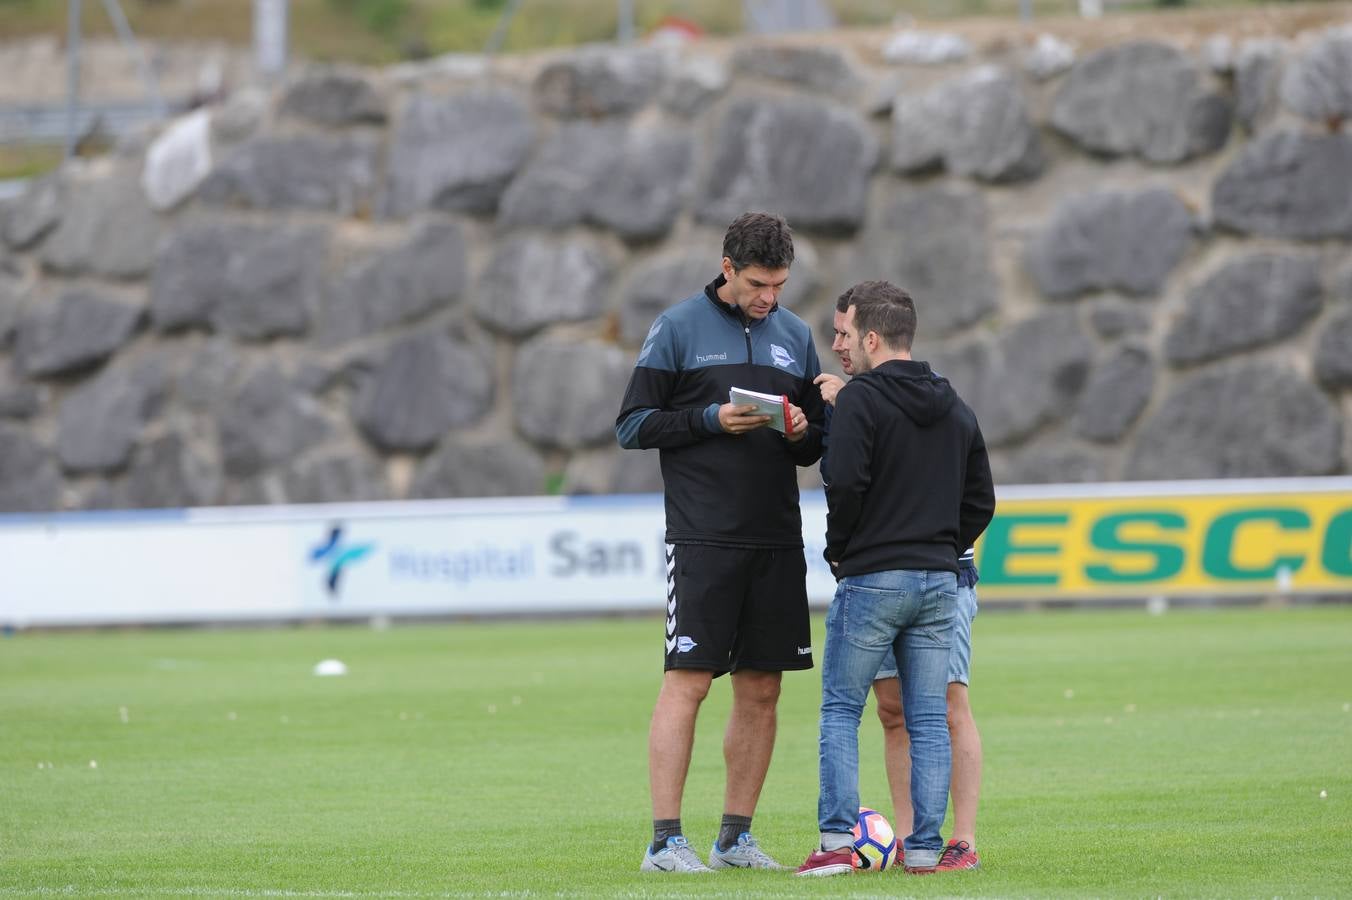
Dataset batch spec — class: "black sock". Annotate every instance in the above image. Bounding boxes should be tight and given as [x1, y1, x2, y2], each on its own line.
[717, 814, 753, 852]
[652, 819, 682, 854]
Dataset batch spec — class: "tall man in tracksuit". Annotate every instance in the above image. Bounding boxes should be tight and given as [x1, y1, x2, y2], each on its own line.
[616, 212, 827, 873]
[795, 281, 994, 877]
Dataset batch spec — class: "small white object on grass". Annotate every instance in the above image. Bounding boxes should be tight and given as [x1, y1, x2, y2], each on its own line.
[1343, 702, 1350, 713]
[313, 659, 348, 677]
[1146, 596, 1168, 616]
[89, 760, 98, 769]
[1064, 689, 1075, 700]
[119, 706, 129, 724]
[1320, 790, 1328, 799]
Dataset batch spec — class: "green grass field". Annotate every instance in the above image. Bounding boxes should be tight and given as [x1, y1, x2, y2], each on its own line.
[3, 605, 1350, 897]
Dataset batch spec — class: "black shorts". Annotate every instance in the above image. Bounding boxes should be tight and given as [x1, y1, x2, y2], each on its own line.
[662, 543, 814, 675]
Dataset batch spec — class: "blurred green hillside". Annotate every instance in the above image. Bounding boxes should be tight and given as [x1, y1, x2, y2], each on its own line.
[0, 0, 1319, 63]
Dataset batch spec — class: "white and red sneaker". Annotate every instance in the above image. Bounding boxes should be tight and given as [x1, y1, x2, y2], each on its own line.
[795, 847, 854, 877]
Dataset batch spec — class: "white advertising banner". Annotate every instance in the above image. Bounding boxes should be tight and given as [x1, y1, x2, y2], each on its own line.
[6, 476, 1350, 627]
[0, 495, 835, 626]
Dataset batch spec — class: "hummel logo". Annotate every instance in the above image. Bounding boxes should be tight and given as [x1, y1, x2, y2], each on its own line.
[797, 646, 813, 655]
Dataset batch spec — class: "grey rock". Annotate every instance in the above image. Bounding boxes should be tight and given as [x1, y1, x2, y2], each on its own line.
[498, 122, 625, 231]
[200, 133, 379, 215]
[533, 47, 663, 118]
[40, 174, 161, 279]
[660, 54, 729, 117]
[150, 221, 326, 340]
[57, 358, 167, 474]
[619, 247, 719, 345]
[863, 72, 906, 117]
[279, 67, 387, 126]
[1212, 131, 1352, 239]
[1125, 362, 1342, 479]
[411, 437, 546, 499]
[993, 441, 1108, 485]
[0, 423, 61, 512]
[1314, 309, 1352, 389]
[612, 447, 664, 493]
[142, 109, 212, 211]
[352, 333, 493, 452]
[320, 219, 467, 345]
[730, 44, 862, 95]
[588, 128, 693, 242]
[3, 176, 62, 250]
[0, 382, 45, 419]
[211, 88, 267, 144]
[1280, 30, 1352, 125]
[1203, 34, 1235, 74]
[474, 234, 611, 338]
[15, 287, 144, 377]
[930, 309, 1093, 447]
[176, 338, 244, 412]
[512, 336, 631, 450]
[1023, 33, 1076, 81]
[282, 452, 389, 503]
[1164, 254, 1323, 366]
[384, 89, 535, 216]
[1050, 41, 1232, 163]
[1186, 92, 1235, 160]
[889, 94, 946, 174]
[1026, 188, 1193, 299]
[219, 365, 331, 477]
[891, 66, 1043, 182]
[881, 30, 971, 65]
[562, 449, 618, 496]
[850, 186, 998, 336]
[697, 95, 877, 234]
[1089, 300, 1153, 338]
[121, 432, 221, 508]
[1072, 344, 1155, 443]
[1235, 39, 1284, 133]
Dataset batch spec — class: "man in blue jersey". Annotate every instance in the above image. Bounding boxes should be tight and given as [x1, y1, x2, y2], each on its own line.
[616, 212, 827, 873]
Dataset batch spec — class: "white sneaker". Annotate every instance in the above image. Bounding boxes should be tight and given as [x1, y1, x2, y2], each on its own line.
[640, 835, 715, 873]
[709, 832, 787, 869]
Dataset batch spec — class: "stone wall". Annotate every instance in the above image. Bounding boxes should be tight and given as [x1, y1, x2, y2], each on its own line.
[2, 21, 1351, 513]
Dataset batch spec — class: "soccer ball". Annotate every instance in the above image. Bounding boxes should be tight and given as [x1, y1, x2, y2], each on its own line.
[851, 807, 897, 871]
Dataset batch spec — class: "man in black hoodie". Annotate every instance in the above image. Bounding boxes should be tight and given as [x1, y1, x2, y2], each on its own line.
[795, 281, 994, 877]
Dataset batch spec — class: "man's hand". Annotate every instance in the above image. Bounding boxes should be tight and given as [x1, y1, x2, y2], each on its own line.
[784, 402, 808, 442]
[719, 403, 772, 435]
[813, 373, 845, 407]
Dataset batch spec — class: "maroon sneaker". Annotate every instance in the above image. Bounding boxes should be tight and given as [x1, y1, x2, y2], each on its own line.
[936, 839, 981, 871]
[795, 848, 854, 877]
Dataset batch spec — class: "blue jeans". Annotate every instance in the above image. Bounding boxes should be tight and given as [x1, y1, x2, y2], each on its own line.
[817, 569, 955, 868]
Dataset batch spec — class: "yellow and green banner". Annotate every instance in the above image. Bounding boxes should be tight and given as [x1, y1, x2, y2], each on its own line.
[976, 478, 1352, 599]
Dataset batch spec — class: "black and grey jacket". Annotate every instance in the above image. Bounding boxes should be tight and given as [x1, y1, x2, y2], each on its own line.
[615, 276, 826, 548]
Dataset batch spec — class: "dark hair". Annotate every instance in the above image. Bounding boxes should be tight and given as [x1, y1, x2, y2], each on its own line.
[722, 213, 795, 272]
[840, 280, 916, 351]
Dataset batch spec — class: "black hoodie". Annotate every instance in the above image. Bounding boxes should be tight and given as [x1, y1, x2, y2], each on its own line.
[823, 359, 995, 578]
